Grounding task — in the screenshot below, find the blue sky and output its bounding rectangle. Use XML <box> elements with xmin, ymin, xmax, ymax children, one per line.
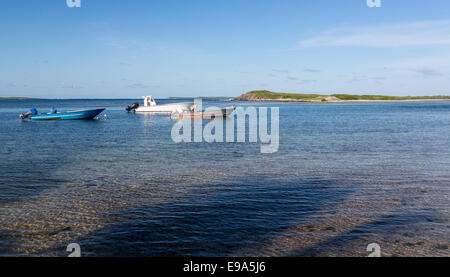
<box><xmin>1</xmin><ymin>0</ymin><xmax>450</xmax><ymax>98</ymax></box>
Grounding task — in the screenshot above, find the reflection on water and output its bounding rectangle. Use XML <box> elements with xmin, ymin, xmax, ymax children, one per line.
<box><xmin>0</xmin><ymin>99</ymin><xmax>449</xmax><ymax>256</ymax></box>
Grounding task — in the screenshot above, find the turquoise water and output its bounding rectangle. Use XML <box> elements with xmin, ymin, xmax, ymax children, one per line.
<box><xmin>0</xmin><ymin>99</ymin><xmax>449</xmax><ymax>256</ymax></box>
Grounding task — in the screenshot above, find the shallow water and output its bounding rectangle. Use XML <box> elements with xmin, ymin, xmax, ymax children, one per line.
<box><xmin>0</xmin><ymin>99</ymin><xmax>449</xmax><ymax>256</ymax></box>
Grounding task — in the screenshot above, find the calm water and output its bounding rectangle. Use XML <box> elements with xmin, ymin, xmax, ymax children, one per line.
<box><xmin>0</xmin><ymin>99</ymin><xmax>449</xmax><ymax>257</ymax></box>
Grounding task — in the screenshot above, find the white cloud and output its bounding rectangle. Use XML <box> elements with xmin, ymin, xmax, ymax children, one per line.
<box><xmin>411</xmin><ymin>68</ymin><xmax>442</xmax><ymax>77</ymax></box>
<box><xmin>386</xmin><ymin>54</ymin><xmax>450</xmax><ymax>69</ymax></box>
<box><xmin>299</xmin><ymin>20</ymin><xmax>450</xmax><ymax>48</ymax></box>
<box><xmin>303</xmin><ymin>68</ymin><xmax>321</xmax><ymax>73</ymax></box>
<box><xmin>62</xmin><ymin>84</ymin><xmax>84</xmax><ymax>89</ymax></box>
<box><xmin>127</xmin><ymin>83</ymin><xmax>149</xmax><ymax>89</ymax></box>
<box><xmin>377</xmin><ymin>54</ymin><xmax>450</xmax><ymax>79</ymax></box>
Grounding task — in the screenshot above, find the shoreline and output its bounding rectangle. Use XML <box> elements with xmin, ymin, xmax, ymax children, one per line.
<box><xmin>0</xmin><ymin>97</ymin><xmax>41</xmax><ymax>100</ymax></box>
<box><xmin>2</xmin><ymin>97</ymin><xmax>450</xmax><ymax>103</ymax></box>
<box><xmin>233</xmin><ymin>98</ymin><xmax>450</xmax><ymax>103</ymax></box>
<box><xmin>236</xmin><ymin>91</ymin><xmax>450</xmax><ymax>103</ymax></box>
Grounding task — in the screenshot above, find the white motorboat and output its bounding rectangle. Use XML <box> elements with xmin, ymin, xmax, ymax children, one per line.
<box><xmin>126</xmin><ymin>96</ymin><xmax>194</xmax><ymax>114</ymax></box>
<box><xmin>177</xmin><ymin>106</ymin><xmax>235</xmax><ymax>119</ymax></box>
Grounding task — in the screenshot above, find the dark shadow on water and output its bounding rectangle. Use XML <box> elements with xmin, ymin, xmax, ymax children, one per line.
<box><xmin>287</xmin><ymin>209</ymin><xmax>446</xmax><ymax>257</ymax></box>
<box><xmin>68</xmin><ymin>175</ymin><xmax>354</xmax><ymax>257</ymax></box>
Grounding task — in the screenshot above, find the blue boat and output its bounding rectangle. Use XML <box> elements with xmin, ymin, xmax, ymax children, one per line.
<box><xmin>20</xmin><ymin>108</ymin><xmax>105</xmax><ymax>121</ymax></box>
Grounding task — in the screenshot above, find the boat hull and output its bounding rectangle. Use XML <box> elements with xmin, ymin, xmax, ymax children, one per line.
<box><xmin>30</xmin><ymin>108</ymin><xmax>105</xmax><ymax>121</ymax></box>
<box><xmin>135</xmin><ymin>102</ymin><xmax>193</xmax><ymax>113</ymax></box>
<box><xmin>178</xmin><ymin>106</ymin><xmax>235</xmax><ymax>119</ymax></box>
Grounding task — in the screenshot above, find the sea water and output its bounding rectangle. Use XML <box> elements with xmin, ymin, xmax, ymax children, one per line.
<box><xmin>0</xmin><ymin>99</ymin><xmax>448</xmax><ymax>256</ymax></box>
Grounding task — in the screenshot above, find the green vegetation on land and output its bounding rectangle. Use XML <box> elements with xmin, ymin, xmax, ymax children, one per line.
<box><xmin>235</xmin><ymin>90</ymin><xmax>450</xmax><ymax>101</ymax></box>
<box><xmin>0</xmin><ymin>97</ymin><xmax>40</xmax><ymax>100</ymax></box>
<box><xmin>331</xmin><ymin>94</ymin><xmax>450</xmax><ymax>100</ymax></box>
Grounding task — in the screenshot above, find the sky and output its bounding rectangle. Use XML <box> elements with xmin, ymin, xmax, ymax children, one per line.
<box><xmin>0</xmin><ymin>0</ymin><xmax>450</xmax><ymax>98</ymax></box>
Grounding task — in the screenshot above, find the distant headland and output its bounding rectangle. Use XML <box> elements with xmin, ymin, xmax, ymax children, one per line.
<box><xmin>0</xmin><ymin>97</ymin><xmax>40</xmax><ymax>100</ymax></box>
<box><xmin>169</xmin><ymin>96</ymin><xmax>231</xmax><ymax>100</ymax></box>
<box><xmin>235</xmin><ymin>90</ymin><xmax>450</xmax><ymax>102</ymax></box>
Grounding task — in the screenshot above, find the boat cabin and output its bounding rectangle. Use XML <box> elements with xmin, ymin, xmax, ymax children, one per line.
<box><xmin>143</xmin><ymin>96</ymin><xmax>157</xmax><ymax>107</ymax></box>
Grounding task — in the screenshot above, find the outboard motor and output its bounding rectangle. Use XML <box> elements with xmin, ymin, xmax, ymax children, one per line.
<box><xmin>19</xmin><ymin>108</ymin><xmax>38</xmax><ymax>120</ymax></box>
<box><xmin>126</xmin><ymin>102</ymin><xmax>139</xmax><ymax>112</ymax></box>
